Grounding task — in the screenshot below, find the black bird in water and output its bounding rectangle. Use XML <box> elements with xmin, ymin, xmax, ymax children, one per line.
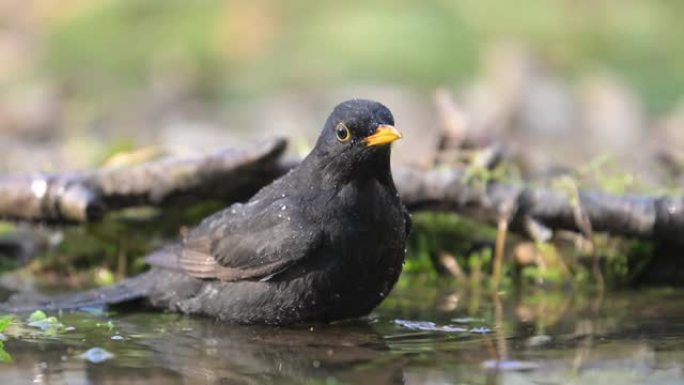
<box><xmin>1</xmin><ymin>99</ymin><xmax>411</xmax><ymax>325</ymax></box>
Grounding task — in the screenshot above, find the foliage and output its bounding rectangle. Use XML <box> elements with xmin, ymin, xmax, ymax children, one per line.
<box><xmin>0</xmin><ymin>315</ymin><xmax>12</xmax><ymax>333</ymax></box>
<box><xmin>26</xmin><ymin>310</ymin><xmax>67</xmax><ymax>335</ymax></box>
<box><xmin>402</xmin><ymin>211</ymin><xmax>656</xmax><ymax>289</ymax></box>
<box><xmin>22</xmin><ymin>200</ymin><xmax>225</xmax><ymax>288</ymax></box>
<box><xmin>0</xmin><ymin>342</ymin><xmax>11</xmax><ymax>363</ymax></box>
<box><xmin>0</xmin><ymin>310</ymin><xmax>74</xmax><ymax>364</ymax></box>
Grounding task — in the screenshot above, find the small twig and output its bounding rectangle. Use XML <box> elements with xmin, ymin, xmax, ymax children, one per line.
<box><xmin>492</xmin><ymin>196</ymin><xmax>517</xmax><ymax>290</ymax></box>
<box><xmin>492</xmin><ymin>217</ymin><xmax>509</xmax><ymax>290</ymax></box>
<box><xmin>571</xmin><ymin>320</ymin><xmax>595</xmax><ymax>374</ymax></box>
<box><xmin>435</xmin><ymin>251</ymin><xmax>467</xmax><ymax>280</ymax></box>
<box><xmin>492</xmin><ymin>291</ymin><xmax>508</xmax><ymax>360</ymax></box>
<box><xmin>522</xmin><ymin>215</ymin><xmax>553</xmax><ymax>242</ymax></box>
<box><xmin>117</xmin><ymin>239</ymin><xmax>127</xmax><ymax>281</ymax></box>
<box><xmin>564</xmin><ymin>176</ymin><xmax>604</xmax><ymax>289</ymax></box>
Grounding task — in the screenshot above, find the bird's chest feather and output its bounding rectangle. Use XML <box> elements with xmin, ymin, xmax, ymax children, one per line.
<box><xmin>323</xmin><ymin>180</ymin><xmax>404</xmax><ymax>263</ymax></box>
<box><xmin>293</xmin><ymin>179</ymin><xmax>405</xmax><ymax>320</ymax></box>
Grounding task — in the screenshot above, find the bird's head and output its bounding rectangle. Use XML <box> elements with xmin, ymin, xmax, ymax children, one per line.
<box><xmin>311</xmin><ymin>99</ymin><xmax>402</xmax><ymax>183</ymax></box>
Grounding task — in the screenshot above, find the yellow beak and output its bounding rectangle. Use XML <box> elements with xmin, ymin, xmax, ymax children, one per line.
<box><xmin>364</xmin><ymin>125</ymin><xmax>402</xmax><ymax>147</ymax></box>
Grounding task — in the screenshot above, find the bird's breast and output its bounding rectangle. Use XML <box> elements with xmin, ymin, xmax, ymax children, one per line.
<box><xmin>321</xmin><ymin>180</ymin><xmax>406</xmax><ymax>265</ymax></box>
<box><xmin>305</xmin><ymin>180</ymin><xmax>405</xmax><ymax>321</ymax></box>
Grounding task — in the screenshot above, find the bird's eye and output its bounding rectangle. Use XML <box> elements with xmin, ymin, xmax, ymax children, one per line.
<box><xmin>335</xmin><ymin>123</ymin><xmax>351</xmax><ymax>143</ymax></box>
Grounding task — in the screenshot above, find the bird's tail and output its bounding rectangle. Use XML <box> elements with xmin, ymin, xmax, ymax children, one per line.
<box><xmin>0</xmin><ymin>270</ymin><xmax>159</xmax><ymax>313</ymax></box>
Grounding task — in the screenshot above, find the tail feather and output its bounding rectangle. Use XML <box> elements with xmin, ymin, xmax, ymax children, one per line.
<box><xmin>0</xmin><ymin>270</ymin><xmax>159</xmax><ymax>313</ymax></box>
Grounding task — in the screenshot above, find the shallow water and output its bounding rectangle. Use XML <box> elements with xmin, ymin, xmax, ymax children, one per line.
<box><xmin>1</xmin><ymin>281</ymin><xmax>683</xmax><ymax>385</ymax></box>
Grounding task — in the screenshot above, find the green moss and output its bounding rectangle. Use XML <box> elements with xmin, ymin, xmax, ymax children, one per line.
<box><xmin>602</xmin><ymin>238</ymin><xmax>654</xmax><ymax>286</ymax></box>
<box><xmin>402</xmin><ymin>210</ymin><xmax>655</xmax><ymax>289</ymax></box>
<box><xmin>0</xmin><ymin>222</ymin><xmax>14</xmax><ymax>236</ymax></box>
<box><xmin>0</xmin><ymin>315</ymin><xmax>13</xmax><ymax>333</ymax></box>
<box><xmin>405</xmin><ymin>212</ymin><xmax>499</xmax><ymax>276</ymax></box>
<box><xmin>0</xmin><ymin>342</ymin><xmax>11</xmax><ymax>363</ymax></box>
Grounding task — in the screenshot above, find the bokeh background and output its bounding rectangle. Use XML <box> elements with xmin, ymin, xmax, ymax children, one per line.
<box><xmin>2</xmin><ymin>4</ymin><xmax>684</xmax><ymax>382</ymax></box>
<box><xmin>1</xmin><ymin>0</ymin><xmax>683</xmax><ymax>185</ymax></box>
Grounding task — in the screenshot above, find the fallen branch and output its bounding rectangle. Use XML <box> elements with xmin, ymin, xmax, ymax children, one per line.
<box><xmin>2</xmin><ymin>142</ymin><xmax>683</xmax><ymax>244</ymax></box>
<box><xmin>0</xmin><ymin>139</ymin><xmax>286</xmax><ymax>223</ymax></box>
<box><xmin>395</xmin><ymin>168</ymin><xmax>684</xmax><ymax>244</ymax></box>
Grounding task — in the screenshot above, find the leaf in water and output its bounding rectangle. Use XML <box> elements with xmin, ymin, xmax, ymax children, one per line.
<box><xmin>27</xmin><ymin>310</ymin><xmax>47</xmax><ymax>323</ymax></box>
<box><xmin>79</xmin><ymin>347</ymin><xmax>114</xmax><ymax>364</ymax></box>
<box><xmin>0</xmin><ymin>316</ymin><xmax>13</xmax><ymax>333</ymax></box>
<box><xmin>0</xmin><ymin>342</ymin><xmax>12</xmax><ymax>363</ymax></box>
<box><xmin>27</xmin><ymin>316</ymin><xmax>64</xmax><ymax>333</ymax></box>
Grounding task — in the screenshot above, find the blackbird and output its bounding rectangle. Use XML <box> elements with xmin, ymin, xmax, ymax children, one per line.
<box><xmin>1</xmin><ymin>99</ymin><xmax>411</xmax><ymax>325</ymax></box>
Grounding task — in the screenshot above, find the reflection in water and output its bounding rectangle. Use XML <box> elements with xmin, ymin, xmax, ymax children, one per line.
<box><xmin>1</xmin><ymin>284</ymin><xmax>683</xmax><ymax>385</ymax></box>
<box><xmin>114</xmin><ymin>319</ymin><xmax>405</xmax><ymax>385</ymax></box>
<box><xmin>3</xmin><ymin>317</ymin><xmax>405</xmax><ymax>385</ymax></box>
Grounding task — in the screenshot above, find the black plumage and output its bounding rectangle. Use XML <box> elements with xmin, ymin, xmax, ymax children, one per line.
<box><xmin>1</xmin><ymin>99</ymin><xmax>411</xmax><ymax>325</ymax></box>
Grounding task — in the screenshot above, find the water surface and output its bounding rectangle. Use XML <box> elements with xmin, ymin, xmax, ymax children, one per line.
<box><xmin>1</xmin><ymin>281</ymin><xmax>683</xmax><ymax>385</ymax></box>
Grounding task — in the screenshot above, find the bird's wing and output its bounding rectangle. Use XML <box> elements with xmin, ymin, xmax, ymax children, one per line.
<box><xmin>148</xmin><ymin>198</ymin><xmax>323</xmax><ymax>282</ymax></box>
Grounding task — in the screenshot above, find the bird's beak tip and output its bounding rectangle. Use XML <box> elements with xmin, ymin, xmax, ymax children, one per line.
<box><xmin>364</xmin><ymin>125</ymin><xmax>402</xmax><ymax>147</ymax></box>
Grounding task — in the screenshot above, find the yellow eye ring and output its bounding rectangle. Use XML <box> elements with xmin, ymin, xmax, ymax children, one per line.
<box><xmin>335</xmin><ymin>123</ymin><xmax>351</xmax><ymax>143</ymax></box>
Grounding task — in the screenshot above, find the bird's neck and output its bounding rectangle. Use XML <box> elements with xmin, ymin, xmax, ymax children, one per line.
<box><xmin>301</xmin><ymin>148</ymin><xmax>395</xmax><ymax>190</ymax></box>
<box><xmin>359</xmin><ymin>148</ymin><xmax>395</xmax><ymax>187</ymax></box>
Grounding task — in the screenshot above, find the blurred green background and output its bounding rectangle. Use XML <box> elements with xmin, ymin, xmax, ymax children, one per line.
<box><xmin>30</xmin><ymin>0</ymin><xmax>684</xmax><ymax>110</ymax></box>
<box><xmin>2</xmin><ymin>0</ymin><xmax>682</xmax><ymax>115</ymax></box>
<box><xmin>1</xmin><ymin>0</ymin><xmax>682</xmax><ymax>174</ymax></box>
<box><xmin>1</xmin><ymin>4</ymin><xmax>683</xmax><ymax>378</ymax></box>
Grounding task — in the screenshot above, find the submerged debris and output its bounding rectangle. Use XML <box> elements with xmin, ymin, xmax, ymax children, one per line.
<box><xmin>79</xmin><ymin>347</ymin><xmax>115</xmax><ymax>364</ymax></box>
<box><xmin>26</xmin><ymin>310</ymin><xmax>64</xmax><ymax>332</ymax></box>
<box><xmin>394</xmin><ymin>319</ymin><xmax>467</xmax><ymax>333</ymax></box>
<box><xmin>394</xmin><ymin>319</ymin><xmax>492</xmax><ymax>334</ymax></box>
